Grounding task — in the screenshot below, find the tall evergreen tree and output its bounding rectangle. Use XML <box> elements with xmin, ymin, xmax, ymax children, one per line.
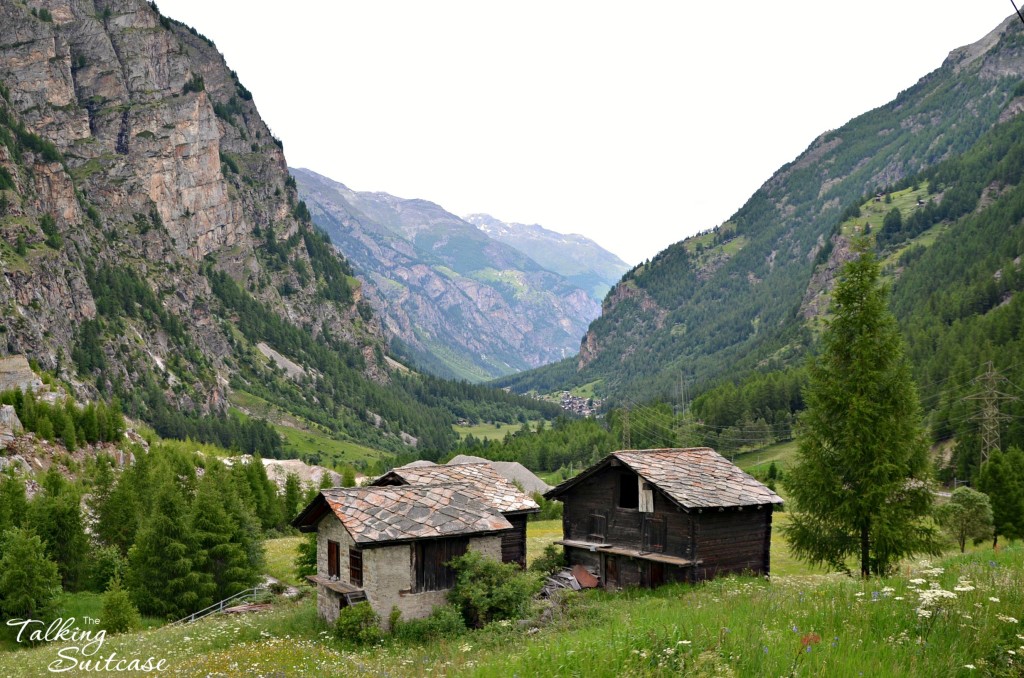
<box><xmin>0</xmin><ymin>527</ymin><xmax>61</xmax><ymax>619</ymax></box>
<box><xmin>191</xmin><ymin>464</ymin><xmax>259</xmax><ymax>600</ymax></box>
<box><xmin>127</xmin><ymin>479</ymin><xmax>212</xmax><ymax>619</ymax></box>
<box><xmin>784</xmin><ymin>243</ymin><xmax>939</xmax><ymax>577</ymax></box>
<box><xmin>0</xmin><ymin>471</ymin><xmax>27</xmax><ymax>532</ymax></box>
<box><xmin>976</xmin><ymin>447</ymin><xmax>1024</xmax><ymax>546</ymax></box>
<box><xmin>282</xmin><ymin>472</ymin><xmax>302</xmax><ymax>523</ymax></box>
<box><xmin>27</xmin><ymin>469</ymin><xmax>88</xmax><ymax>590</ymax></box>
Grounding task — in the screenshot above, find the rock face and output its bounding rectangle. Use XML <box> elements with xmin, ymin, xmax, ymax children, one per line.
<box><xmin>0</xmin><ymin>1</ymin><xmax>384</xmax><ymax>410</ymax></box>
<box><xmin>0</xmin><ymin>403</ymin><xmax>23</xmax><ymax>446</ymax></box>
<box><xmin>465</xmin><ymin>213</ymin><xmax>629</xmax><ymax>302</ymax></box>
<box><xmin>292</xmin><ymin>167</ymin><xmax>601</xmax><ymax>381</ymax></box>
<box><xmin>0</xmin><ymin>355</ymin><xmax>42</xmax><ymax>392</ymax></box>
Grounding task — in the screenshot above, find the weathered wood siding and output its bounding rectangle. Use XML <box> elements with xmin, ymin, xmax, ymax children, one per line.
<box><xmin>501</xmin><ymin>514</ymin><xmax>528</xmax><ymax>567</ymax></box>
<box><xmin>562</xmin><ymin>466</ymin><xmax>693</xmax><ymax>559</ymax></box>
<box><xmin>692</xmin><ymin>509</ymin><xmax>772</xmax><ymax>579</ymax></box>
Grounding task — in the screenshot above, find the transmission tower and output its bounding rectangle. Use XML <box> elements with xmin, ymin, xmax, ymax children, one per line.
<box><xmin>965</xmin><ymin>361</ymin><xmax>1017</xmax><ymax>466</ymax></box>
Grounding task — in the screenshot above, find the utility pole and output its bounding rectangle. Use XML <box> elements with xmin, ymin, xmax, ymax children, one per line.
<box><xmin>965</xmin><ymin>361</ymin><xmax>1017</xmax><ymax>467</ymax></box>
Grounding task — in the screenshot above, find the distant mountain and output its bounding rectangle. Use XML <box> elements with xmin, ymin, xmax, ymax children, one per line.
<box><xmin>496</xmin><ymin>14</ymin><xmax>1024</xmax><ymax>409</ymax></box>
<box><xmin>291</xmin><ymin>168</ymin><xmax>601</xmax><ymax>382</ymax></box>
<box><xmin>464</xmin><ymin>214</ymin><xmax>629</xmax><ymax>302</ymax></box>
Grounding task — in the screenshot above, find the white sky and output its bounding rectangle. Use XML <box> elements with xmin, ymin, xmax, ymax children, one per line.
<box><xmin>156</xmin><ymin>1</ymin><xmax>1015</xmax><ymax>265</ymax></box>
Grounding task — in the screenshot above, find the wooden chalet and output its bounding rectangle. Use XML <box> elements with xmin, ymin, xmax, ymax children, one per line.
<box><xmin>292</xmin><ymin>484</ymin><xmax>512</xmax><ymax>627</ymax></box>
<box><xmin>372</xmin><ymin>462</ymin><xmax>539</xmax><ymax>567</ymax></box>
<box><xmin>545</xmin><ymin>448</ymin><xmax>783</xmax><ymax>589</ymax></box>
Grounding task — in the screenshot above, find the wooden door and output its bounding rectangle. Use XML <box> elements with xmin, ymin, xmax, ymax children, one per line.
<box><xmin>647</xmin><ymin>561</ymin><xmax>665</xmax><ymax>588</ymax></box>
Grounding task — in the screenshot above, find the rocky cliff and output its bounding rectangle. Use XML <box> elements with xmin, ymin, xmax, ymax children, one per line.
<box><xmin>0</xmin><ymin>0</ymin><xmax>384</xmax><ymax>414</ymax></box>
<box><xmin>292</xmin><ymin>167</ymin><xmax>601</xmax><ymax>382</ymax></box>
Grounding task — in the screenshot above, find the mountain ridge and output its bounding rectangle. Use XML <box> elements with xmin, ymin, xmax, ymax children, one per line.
<box><xmin>292</xmin><ymin>166</ymin><xmax>606</xmax><ymax>382</ymax></box>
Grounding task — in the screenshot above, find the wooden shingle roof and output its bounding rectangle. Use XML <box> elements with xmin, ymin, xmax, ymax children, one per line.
<box><xmin>545</xmin><ymin>447</ymin><xmax>784</xmax><ymax>509</ymax></box>
<box><xmin>292</xmin><ymin>484</ymin><xmax>513</xmax><ymax>545</ymax></box>
<box><xmin>373</xmin><ymin>463</ymin><xmax>540</xmax><ymax>514</ymax></box>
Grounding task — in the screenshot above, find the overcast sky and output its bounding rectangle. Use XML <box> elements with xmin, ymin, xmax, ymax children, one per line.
<box><xmin>157</xmin><ymin>1</ymin><xmax>1015</xmax><ymax>265</ymax></box>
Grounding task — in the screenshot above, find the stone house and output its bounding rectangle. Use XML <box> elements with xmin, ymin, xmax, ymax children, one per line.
<box><xmin>545</xmin><ymin>448</ymin><xmax>783</xmax><ymax>589</ymax></box>
<box><xmin>371</xmin><ymin>462</ymin><xmax>539</xmax><ymax>567</ymax></box>
<box><xmin>292</xmin><ymin>483</ymin><xmax>512</xmax><ymax>627</ymax></box>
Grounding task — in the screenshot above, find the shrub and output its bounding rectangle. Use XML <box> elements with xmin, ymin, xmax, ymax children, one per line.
<box><xmin>448</xmin><ymin>551</ymin><xmax>541</xmax><ymax>628</ymax></box>
<box><xmin>100</xmin><ymin>577</ymin><xmax>141</xmax><ymax>634</ymax></box>
<box><xmin>392</xmin><ymin>604</ymin><xmax>467</xmax><ymax>643</ymax></box>
<box><xmin>531</xmin><ymin>492</ymin><xmax>563</xmax><ymax>521</ymax></box>
<box><xmin>528</xmin><ymin>543</ymin><xmax>565</xmax><ymax>576</ymax></box>
<box><xmin>334</xmin><ymin>602</ymin><xmax>382</xmax><ymax>645</ymax></box>
<box><xmin>182</xmin><ymin>73</ymin><xmax>204</xmax><ymax>94</ymax></box>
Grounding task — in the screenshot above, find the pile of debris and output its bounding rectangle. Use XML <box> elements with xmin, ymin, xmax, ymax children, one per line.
<box><xmin>541</xmin><ymin>564</ymin><xmax>599</xmax><ymax>597</ymax></box>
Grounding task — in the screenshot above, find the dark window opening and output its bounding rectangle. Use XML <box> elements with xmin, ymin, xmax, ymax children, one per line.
<box><xmin>414</xmin><ymin>537</ymin><xmax>468</xmax><ymax>592</ymax></box>
<box><xmin>349</xmin><ymin>548</ymin><xmax>363</xmax><ymax>587</ymax></box>
<box><xmin>588</xmin><ymin>513</ymin><xmax>607</xmax><ymax>542</ymax></box>
<box><xmin>618</xmin><ymin>473</ymin><xmax>639</xmax><ymax>509</ymax></box>
<box><xmin>327</xmin><ymin>540</ymin><xmax>340</xmax><ymax>578</ymax></box>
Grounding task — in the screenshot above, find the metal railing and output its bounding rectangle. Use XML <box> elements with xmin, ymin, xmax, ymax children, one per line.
<box><xmin>168</xmin><ymin>585</ymin><xmax>268</xmax><ymax>626</ymax></box>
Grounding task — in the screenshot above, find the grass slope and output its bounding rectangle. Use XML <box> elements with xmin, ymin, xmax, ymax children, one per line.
<box><xmin>3</xmin><ymin>544</ymin><xmax>1019</xmax><ymax>676</ymax></box>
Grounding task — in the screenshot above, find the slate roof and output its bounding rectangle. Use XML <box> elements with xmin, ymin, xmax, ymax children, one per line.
<box><xmin>298</xmin><ymin>484</ymin><xmax>513</xmax><ymax>545</ymax></box>
<box><xmin>446</xmin><ymin>454</ymin><xmax>553</xmax><ymax>494</ymax></box>
<box><xmin>545</xmin><ymin>448</ymin><xmax>784</xmax><ymax>509</ymax></box>
<box><xmin>374</xmin><ymin>463</ymin><xmax>540</xmax><ymax>514</ymax></box>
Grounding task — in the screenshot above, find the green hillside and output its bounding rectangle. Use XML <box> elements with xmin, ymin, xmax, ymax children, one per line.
<box><xmin>496</xmin><ymin>20</ymin><xmax>1024</xmax><ymax>411</ymax></box>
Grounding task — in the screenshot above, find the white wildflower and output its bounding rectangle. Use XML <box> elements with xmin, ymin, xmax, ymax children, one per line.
<box><xmin>916</xmin><ymin>608</ymin><xmax>932</xmax><ymax>618</ymax></box>
<box><xmin>990</xmin><ymin>597</ymin><xmax>1001</xmax><ymax>603</ymax></box>
<box><xmin>997</xmin><ymin>615</ymin><xmax>1019</xmax><ymax>624</ymax></box>
<box><xmin>909</xmin><ymin>578</ymin><xmax>927</xmax><ymax>585</ymax></box>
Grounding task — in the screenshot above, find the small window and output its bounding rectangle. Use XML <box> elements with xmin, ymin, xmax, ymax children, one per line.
<box><xmin>327</xmin><ymin>540</ymin><xmax>340</xmax><ymax>577</ymax></box>
<box><xmin>618</xmin><ymin>473</ymin><xmax>639</xmax><ymax>509</ymax></box>
<box><xmin>349</xmin><ymin>548</ymin><xmax>363</xmax><ymax>587</ymax></box>
<box><xmin>588</xmin><ymin>513</ymin><xmax>607</xmax><ymax>541</ymax></box>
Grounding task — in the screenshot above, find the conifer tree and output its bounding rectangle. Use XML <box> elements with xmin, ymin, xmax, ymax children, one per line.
<box><xmin>27</xmin><ymin>469</ymin><xmax>87</xmax><ymax>590</ymax></box>
<box><xmin>127</xmin><ymin>479</ymin><xmax>212</xmax><ymax>619</ymax></box>
<box><xmin>977</xmin><ymin>447</ymin><xmax>1024</xmax><ymax>546</ymax></box>
<box><xmin>191</xmin><ymin>464</ymin><xmax>258</xmax><ymax>600</ymax></box>
<box><xmin>0</xmin><ymin>471</ymin><xmax>27</xmax><ymax>532</ymax></box>
<box><xmin>0</xmin><ymin>527</ymin><xmax>61</xmax><ymax>619</ymax></box>
<box><xmin>282</xmin><ymin>472</ymin><xmax>302</xmax><ymax>523</ymax></box>
<box><xmin>784</xmin><ymin>242</ymin><xmax>939</xmax><ymax>577</ymax></box>
<box><xmin>100</xmin><ymin>576</ymin><xmax>141</xmax><ymax>634</ymax></box>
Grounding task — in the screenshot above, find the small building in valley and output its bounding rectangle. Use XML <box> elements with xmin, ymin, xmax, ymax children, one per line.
<box><xmin>545</xmin><ymin>448</ymin><xmax>783</xmax><ymax>589</ymax></box>
<box><xmin>292</xmin><ymin>484</ymin><xmax>512</xmax><ymax>626</ymax></box>
<box><xmin>372</xmin><ymin>462</ymin><xmax>539</xmax><ymax>567</ymax></box>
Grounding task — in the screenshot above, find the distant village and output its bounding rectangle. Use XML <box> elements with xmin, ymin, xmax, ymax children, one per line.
<box><xmin>556</xmin><ymin>391</ymin><xmax>603</xmax><ymax>417</ymax></box>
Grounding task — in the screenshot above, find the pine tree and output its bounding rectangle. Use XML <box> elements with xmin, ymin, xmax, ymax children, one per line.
<box><xmin>127</xmin><ymin>480</ymin><xmax>211</xmax><ymax>619</ymax></box>
<box><xmin>784</xmin><ymin>243</ymin><xmax>939</xmax><ymax>577</ymax></box>
<box><xmin>0</xmin><ymin>471</ymin><xmax>27</xmax><ymax>532</ymax></box>
<box><xmin>282</xmin><ymin>472</ymin><xmax>302</xmax><ymax>523</ymax></box>
<box><xmin>977</xmin><ymin>447</ymin><xmax>1024</xmax><ymax>546</ymax></box>
<box><xmin>191</xmin><ymin>465</ymin><xmax>257</xmax><ymax>601</ymax></box>
<box><xmin>0</xmin><ymin>527</ymin><xmax>61</xmax><ymax>619</ymax></box>
<box><xmin>100</xmin><ymin>576</ymin><xmax>141</xmax><ymax>634</ymax></box>
<box><xmin>27</xmin><ymin>469</ymin><xmax>88</xmax><ymax>590</ymax></box>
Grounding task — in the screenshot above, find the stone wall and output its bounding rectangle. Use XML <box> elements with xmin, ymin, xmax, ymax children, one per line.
<box><xmin>313</xmin><ymin>515</ymin><xmax>506</xmax><ymax>629</ymax></box>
